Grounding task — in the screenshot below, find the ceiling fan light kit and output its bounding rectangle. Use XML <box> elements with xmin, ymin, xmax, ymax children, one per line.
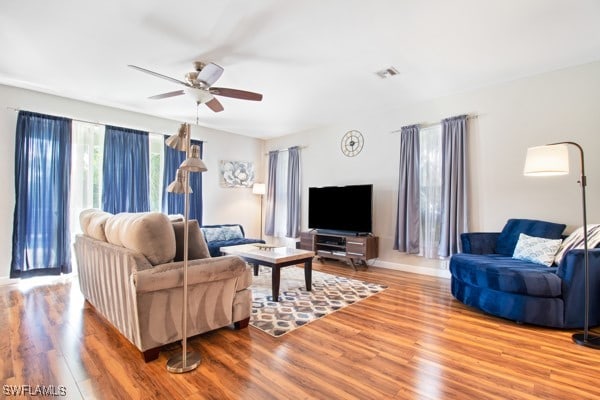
<box><xmin>128</xmin><ymin>61</ymin><xmax>263</xmax><ymax>113</ymax></box>
<box><xmin>185</xmin><ymin>87</ymin><xmax>215</xmax><ymax>104</ymax></box>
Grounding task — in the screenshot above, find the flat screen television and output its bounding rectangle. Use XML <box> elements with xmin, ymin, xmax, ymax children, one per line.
<box><xmin>308</xmin><ymin>184</ymin><xmax>373</xmax><ymax>234</ymax></box>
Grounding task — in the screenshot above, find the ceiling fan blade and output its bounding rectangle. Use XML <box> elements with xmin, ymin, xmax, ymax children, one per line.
<box><xmin>197</xmin><ymin>62</ymin><xmax>224</xmax><ymax>86</ymax></box>
<box><xmin>148</xmin><ymin>90</ymin><xmax>185</xmax><ymax>99</ymax></box>
<box><xmin>205</xmin><ymin>97</ymin><xmax>224</xmax><ymax>112</ymax></box>
<box><xmin>210</xmin><ymin>87</ymin><xmax>263</xmax><ymax>101</ymax></box>
<box><xmin>128</xmin><ymin>64</ymin><xmax>189</xmax><ymax>87</ymax></box>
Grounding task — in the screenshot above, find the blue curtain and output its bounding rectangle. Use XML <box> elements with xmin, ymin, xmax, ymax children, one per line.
<box><xmin>102</xmin><ymin>125</ymin><xmax>150</xmax><ymax>213</ymax></box>
<box><xmin>394</xmin><ymin>125</ymin><xmax>421</xmax><ymax>253</ymax></box>
<box><xmin>264</xmin><ymin>150</ymin><xmax>278</xmax><ymax>236</ymax></box>
<box><xmin>11</xmin><ymin>111</ymin><xmax>72</xmax><ymax>278</ymax></box>
<box><xmin>162</xmin><ymin>138</ymin><xmax>204</xmax><ymax>223</ymax></box>
<box><xmin>438</xmin><ymin>115</ymin><xmax>469</xmax><ymax>257</ymax></box>
<box><xmin>286</xmin><ymin>146</ymin><xmax>301</xmax><ymax>238</ymax></box>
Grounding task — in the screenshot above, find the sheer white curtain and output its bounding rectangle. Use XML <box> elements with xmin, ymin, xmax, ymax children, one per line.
<box><xmin>273</xmin><ymin>150</ymin><xmax>289</xmax><ymax>238</ymax></box>
<box><xmin>148</xmin><ymin>133</ymin><xmax>164</xmax><ymax>212</ymax></box>
<box><xmin>419</xmin><ymin>125</ymin><xmax>442</xmax><ymax>258</ymax></box>
<box><xmin>70</xmin><ymin>121</ymin><xmax>105</xmax><ymax>269</ymax></box>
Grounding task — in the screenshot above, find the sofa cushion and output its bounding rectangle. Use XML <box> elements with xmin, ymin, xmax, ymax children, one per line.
<box><xmin>105</xmin><ymin>212</ymin><xmax>176</xmax><ymax>265</ymax></box>
<box><xmin>79</xmin><ymin>208</ymin><xmax>99</xmax><ymax>233</ymax></box>
<box><xmin>450</xmin><ymin>253</ymin><xmax>562</xmax><ymax>297</ymax></box>
<box><xmin>79</xmin><ymin>209</ymin><xmax>112</xmax><ymax>241</ymax></box>
<box><xmin>172</xmin><ymin>219</ymin><xmax>211</xmax><ymax>261</ymax></box>
<box><xmin>495</xmin><ymin>219</ymin><xmax>566</xmax><ymax>256</ymax></box>
<box><xmin>512</xmin><ymin>233</ymin><xmax>562</xmax><ymax>267</ymax></box>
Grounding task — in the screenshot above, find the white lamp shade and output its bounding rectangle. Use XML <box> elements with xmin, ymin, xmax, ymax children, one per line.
<box><xmin>165</xmin><ymin>123</ymin><xmax>188</xmax><ymax>151</ymax></box>
<box><xmin>180</xmin><ymin>144</ymin><xmax>207</xmax><ymax>172</ymax></box>
<box><xmin>167</xmin><ymin>169</ymin><xmax>192</xmax><ymax>194</ymax></box>
<box><xmin>523</xmin><ymin>144</ymin><xmax>569</xmax><ymax>176</ymax></box>
<box><xmin>252</xmin><ymin>183</ymin><xmax>266</xmax><ymax>195</ymax></box>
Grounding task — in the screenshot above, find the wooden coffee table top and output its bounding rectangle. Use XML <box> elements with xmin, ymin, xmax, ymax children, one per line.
<box><xmin>220</xmin><ymin>244</ymin><xmax>315</xmax><ymax>264</ymax></box>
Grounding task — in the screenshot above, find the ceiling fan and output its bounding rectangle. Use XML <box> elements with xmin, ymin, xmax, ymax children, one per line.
<box><xmin>128</xmin><ymin>61</ymin><xmax>262</xmax><ymax>113</ymax></box>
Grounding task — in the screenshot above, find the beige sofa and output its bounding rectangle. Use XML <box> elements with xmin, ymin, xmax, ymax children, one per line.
<box><xmin>74</xmin><ymin>209</ymin><xmax>252</xmax><ymax>362</ymax></box>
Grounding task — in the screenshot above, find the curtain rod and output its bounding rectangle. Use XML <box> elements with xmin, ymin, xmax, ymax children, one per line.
<box><xmin>390</xmin><ymin>114</ymin><xmax>478</xmax><ymax>133</ymax></box>
<box><xmin>264</xmin><ymin>145</ymin><xmax>307</xmax><ymax>155</ymax></box>
<box><xmin>6</xmin><ymin>106</ymin><xmax>207</xmax><ymax>141</ymax></box>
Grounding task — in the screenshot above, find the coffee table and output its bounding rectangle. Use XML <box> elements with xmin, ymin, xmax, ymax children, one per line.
<box><xmin>220</xmin><ymin>244</ymin><xmax>315</xmax><ymax>302</ymax></box>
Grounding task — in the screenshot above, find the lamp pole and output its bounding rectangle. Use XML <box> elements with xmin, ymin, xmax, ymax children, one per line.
<box><xmin>259</xmin><ymin>194</ymin><xmax>263</xmax><ymax>240</ymax></box>
<box><xmin>560</xmin><ymin>142</ymin><xmax>600</xmax><ymax>348</ymax></box>
<box><xmin>166</xmin><ymin>123</ymin><xmax>205</xmax><ymax>372</ymax></box>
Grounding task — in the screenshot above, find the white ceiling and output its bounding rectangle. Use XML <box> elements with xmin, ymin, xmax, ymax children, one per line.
<box><xmin>1</xmin><ymin>0</ymin><xmax>599</xmax><ymax>139</ymax></box>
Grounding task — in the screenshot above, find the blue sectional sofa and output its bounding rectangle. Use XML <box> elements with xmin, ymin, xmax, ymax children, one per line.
<box><xmin>450</xmin><ymin>219</ymin><xmax>600</xmax><ymax>328</ymax></box>
<box><xmin>201</xmin><ymin>224</ymin><xmax>265</xmax><ymax>257</ymax></box>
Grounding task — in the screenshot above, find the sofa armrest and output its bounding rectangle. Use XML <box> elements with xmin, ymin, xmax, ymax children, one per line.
<box><xmin>133</xmin><ymin>255</ymin><xmax>248</xmax><ymax>293</ymax></box>
<box><xmin>460</xmin><ymin>232</ymin><xmax>500</xmax><ymax>254</ymax></box>
<box><xmin>557</xmin><ymin>248</ymin><xmax>600</xmax><ymax>327</ymax></box>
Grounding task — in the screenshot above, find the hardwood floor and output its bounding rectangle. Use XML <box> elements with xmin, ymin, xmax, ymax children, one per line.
<box><xmin>1</xmin><ymin>260</ymin><xmax>599</xmax><ymax>399</ymax></box>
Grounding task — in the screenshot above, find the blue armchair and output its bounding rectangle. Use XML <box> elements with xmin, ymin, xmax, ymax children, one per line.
<box><xmin>450</xmin><ymin>219</ymin><xmax>600</xmax><ymax>328</ymax></box>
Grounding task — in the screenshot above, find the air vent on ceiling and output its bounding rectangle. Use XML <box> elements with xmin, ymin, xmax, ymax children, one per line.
<box><xmin>375</xmin><ymin>66</ymin><xmax>399</xmax><ymax>79</ymax></box>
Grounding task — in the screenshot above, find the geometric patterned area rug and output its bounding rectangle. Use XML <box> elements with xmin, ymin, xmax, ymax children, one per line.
<box><xmin>250</xmin><ymin>266</ymin><xmax>387</xmax><ymax>337</ymax></box>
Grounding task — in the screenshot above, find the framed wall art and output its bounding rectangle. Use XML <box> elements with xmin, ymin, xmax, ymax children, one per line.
<box><xmin>219</xmin><ymin>160</ymin><xmax>255</xmax><ymax>188</ymax></box>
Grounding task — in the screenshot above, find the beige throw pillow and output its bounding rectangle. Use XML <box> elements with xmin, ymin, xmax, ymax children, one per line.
<box><xmin>172</xmin><ymin>220</ymin><xmax>211</xmax><ymax>261</ymax></box>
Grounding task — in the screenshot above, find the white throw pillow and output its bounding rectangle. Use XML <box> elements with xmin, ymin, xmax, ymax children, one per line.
<box><xmin>513</xmin><ymin>233</ymin><xmax>562</xmax><ymax>267</ymax></box>
<box><xmin>554</xmin><ymin>224</ymin><xmax>600</xmax><ymax>265</ymax></box>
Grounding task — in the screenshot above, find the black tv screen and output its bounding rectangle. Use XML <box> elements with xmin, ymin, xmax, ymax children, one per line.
<box><xmin>308</xmin><ymin>184</ymin><xmax>373</xmax><ymax>234</ymax></box>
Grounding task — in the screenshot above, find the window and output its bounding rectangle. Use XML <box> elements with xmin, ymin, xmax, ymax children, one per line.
<box><xmin>419</xmin><ymin>124</ymin><xmax>442</xmax><ymax>258</ymax></box>
<box><xmin>70</xmin><ymin>125</ymin><xmax>168</xmax><ymax>268</ymax></box>
<box><xmin>70</xmin><ymin>121</ymin><xmax>105</xmax><ymax>268</ymax></box>
<box><xmin>71</xmin><ymin>121</ymin><xmax>104</xmax><ymax>209</ymax></box>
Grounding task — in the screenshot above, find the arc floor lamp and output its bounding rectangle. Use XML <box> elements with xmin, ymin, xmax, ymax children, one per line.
<box><xmin>524</xmin><ymin>141</ymin><xmax>600</xmax><ymax>349</ymax></box>
<box><xmin>165</xmin><ymin>122</ymin><xmax>208</xmax><ymax>372</ymax></box>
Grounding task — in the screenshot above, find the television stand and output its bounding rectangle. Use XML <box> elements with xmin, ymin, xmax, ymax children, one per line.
<box><xmin>298</xmin><ymin>231</ymin><xmax>378</xmax><ymax>269</ymax></box>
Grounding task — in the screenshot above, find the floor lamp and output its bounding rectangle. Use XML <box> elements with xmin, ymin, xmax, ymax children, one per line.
<box><xmin>252</xmin><ymin>183</ymin><xmax>266</xmax><ymax>240</ymax></box>
<box><xmin>165</xmin><ymin>123</ymin><xmax>208</xmax><ymax>372</ymax></box>
<box><xmin>524</xmin><ymin>141</ymin><xmax>600</xmax><ymax>349</ymax></box>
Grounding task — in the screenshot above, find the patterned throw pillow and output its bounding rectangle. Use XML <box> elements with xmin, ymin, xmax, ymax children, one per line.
<box><xmin>201</xmin><ymin>225</ymin><xmax>244</xmax><ymax>242</ymax></box>
<box><xmin>513</xmin><ymin>233</ymin><xmax>562</xmax><ymax>267</ymax></box>
<box><xmin>221</xmin><ymin>225</ymin><xmax>244</xmax><ymax>240</ymax></box>
<box><xmin>554</xmin><ymin>224</ymin><xmax>600</xmax><ymax>265</ymax></box>
<box><xmin>201</xmin><ymin>227</ymin><xmax>226</xmax><ymax>242</ymax></box>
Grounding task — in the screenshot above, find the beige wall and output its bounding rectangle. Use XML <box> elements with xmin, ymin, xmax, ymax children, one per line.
<box><xmin>265</xmin><ymin>61</ymin><xmax>600</xmax><ymax>275</ymax></box>
<box><xmin>0</xmin><ymin>84</ymin><xmax>264</xmax><ymax>280</ymax></box>
<box><xmin>2</xmin><ymin>60</ymin><xmax>599</xmax><ymax>280</ymax></box>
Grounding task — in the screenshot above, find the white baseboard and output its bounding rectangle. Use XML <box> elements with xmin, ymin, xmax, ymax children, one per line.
<box><xmin>0</xmin><ymin>276</ymin><xmax>19</xmax><ymax>286</ymax></box>
<box><xmin>0</xmin><ymin>274</ymin><xmax>77</xmax><ymax>287</ymax></box>
<box><xmin>368</xmin><ymin>259</ymin><xmax>451</xmax><ymax>279</ymax></box>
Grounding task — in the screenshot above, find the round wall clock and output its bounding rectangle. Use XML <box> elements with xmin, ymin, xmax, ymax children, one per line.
<box><xmin>341</xmin><ymin>130</ymin><xmax>364</xmax><ymax>157</ymax></box>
